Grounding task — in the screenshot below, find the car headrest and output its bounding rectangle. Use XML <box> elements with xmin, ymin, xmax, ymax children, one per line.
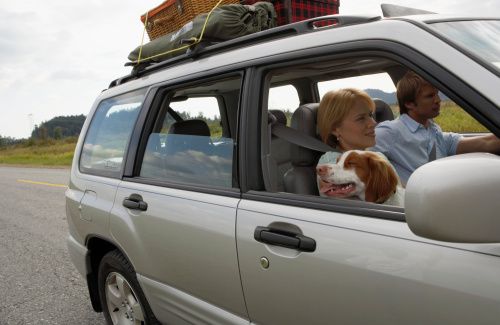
<box><xmin>373</xmin><ymin>98</ymin><xmax>394</xmax><ymax>123</ymax></box>
<box><xmin>168</xmin><ymin>119</ymin><xmax>210</xmax><ymax>137</ymax></box>
<box><xmin>290</xmin><ymin>103</ymin><xmax>320</xmax><ymax>166</ymax></box>
<box><xmin>269</xmin><ymin>109</ymin><xmax>287</xmax><ymax>126</ymax></box>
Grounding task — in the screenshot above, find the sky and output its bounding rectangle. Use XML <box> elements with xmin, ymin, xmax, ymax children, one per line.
<box><xmin>1</xmin><ymin>0</ymin><xmax>499</xmax><ymax>139</ymax></box>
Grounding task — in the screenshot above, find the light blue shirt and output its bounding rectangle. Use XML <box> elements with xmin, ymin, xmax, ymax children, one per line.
<box><xmin>373</xmin><ymin>114</ymin><xmax>462</xmax><ymax>185</ymax></box>
<box><xmin>317</xmin><ymin>151</ymin><xmax>342</xmax><ymax>164</ymax></box>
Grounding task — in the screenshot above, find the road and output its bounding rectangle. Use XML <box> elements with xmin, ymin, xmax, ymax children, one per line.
<box><xmin>0</xmin><ymin>166</ymin><xmax>104</xmax><ymax>325</ymax></box>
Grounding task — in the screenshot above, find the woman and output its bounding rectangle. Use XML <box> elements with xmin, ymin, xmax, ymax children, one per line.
<box><xmin>317</xmin><ymin>88</ymin><xmax>377</xmax><ymax>163</ymax></box>
<box><xmin>316</xmin><ymin>88</ymin><xmax>403</xmax><ymax>205</ymax></box>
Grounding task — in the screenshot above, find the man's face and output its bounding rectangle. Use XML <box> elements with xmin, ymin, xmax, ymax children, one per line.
<box><xmin>406</xmin><ymin>84</ymin><xmax>441</xmax><ymax>125</ymax></box>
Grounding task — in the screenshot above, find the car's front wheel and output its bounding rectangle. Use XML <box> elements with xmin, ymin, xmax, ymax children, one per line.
<box><xmin>98</xmin><ymin>250</ymin><xmax>160</xmax><ymax>325</ymax></box>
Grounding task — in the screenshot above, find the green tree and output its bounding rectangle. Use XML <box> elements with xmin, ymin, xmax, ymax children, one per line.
<box><xmin>54</xmin><ymin>127</ymin><xmax>63</xmax><ymax>140</ymax></box>
<box><xmin>31</xmin><ymin>115</ymin><xmax>86</xmax><ymax>139</ymax></box>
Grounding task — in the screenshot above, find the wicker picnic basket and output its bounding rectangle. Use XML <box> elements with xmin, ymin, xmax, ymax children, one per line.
<box><xmin>141</xmin><ymin>0</ymin><xmax>240</xmax><ymax>40</ymax></box>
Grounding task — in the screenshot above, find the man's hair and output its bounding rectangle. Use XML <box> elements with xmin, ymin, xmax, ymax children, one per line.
<box><xmin>317</xmin><ymin>88</ymin><xmax>375</xmax><ymax>147</ymax></box>
<box><xmin>396</xmin><ymin>71</ymin><xmax>432</xmax><ymax>115</ymax></box>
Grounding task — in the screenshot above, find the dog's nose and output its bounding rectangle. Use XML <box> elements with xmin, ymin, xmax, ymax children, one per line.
<box><xmin>316</xmin><ymin>165</ymin><xmax>332</xmax><ymax>176</ymax></box>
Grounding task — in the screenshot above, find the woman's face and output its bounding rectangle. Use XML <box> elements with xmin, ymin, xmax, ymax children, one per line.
<box><xmin>332</xmin><ymin>99</ymin><xmax>376</xmax><ymax>151</ymax></box>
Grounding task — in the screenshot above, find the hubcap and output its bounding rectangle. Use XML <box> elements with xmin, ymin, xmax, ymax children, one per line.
<box><xmin>105</xmin><ymin>272</ymin><xmax>145</xmax><ymax>325</ymax></box>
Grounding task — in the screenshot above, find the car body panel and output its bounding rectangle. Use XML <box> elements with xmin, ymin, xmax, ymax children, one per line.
<box><xmin>65</xmin><ymin>172</ymin><xmax>121</xmax><ymax>255</ymax></box>
<box><xmin>236</xmin><ymin>200</ymin><xmax>500</xmax><ymax>325</ymax></box>
<box><xmin>138</xmin><ymin>275</ymin><xmax>249</xmax><ymax>325</ymax></box>
<box><xmin>110</xmin><ymin>180</ymin><xmax>247</xmax><ymax>322</ymax></box>
<box><xmin>66</xmin><ymin>233</ymin><xmax>88</xmax><ymax>278</ymax></box>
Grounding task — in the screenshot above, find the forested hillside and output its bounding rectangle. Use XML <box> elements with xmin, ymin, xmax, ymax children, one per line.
<box><xmin>364</xmin><ymin>89</ymin><xmax>397</xmax><ymax>104</ymax></box>
<box><xmin>31</xmin><ymin>115</ymin><xmax>86</xmax><ymax>140</ymax></box>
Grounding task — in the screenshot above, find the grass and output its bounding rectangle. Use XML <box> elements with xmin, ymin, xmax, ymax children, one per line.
<box><xmin>0</xmin><ymin>101</ymin><xmax>489</xmax><ymax>167</ymax></box>
<box><xmin>390</xmin><ymin>101</ymin><xmax>488</xmax><ymax>133</ymax></box>
<box><xmin>0</xmin><ymin>137</ymin><xmax>77</xmax><ymax>167</ymax></box>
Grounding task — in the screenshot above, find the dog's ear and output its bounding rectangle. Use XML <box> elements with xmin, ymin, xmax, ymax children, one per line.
<box><xmin>365</xmin><ymin>155</ymin><xmax>398</xmax><ymax>204</ymax></box>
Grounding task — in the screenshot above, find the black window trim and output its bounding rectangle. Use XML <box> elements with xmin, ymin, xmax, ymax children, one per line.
<box><xmin>240</xmin><ymin>39</ymin><xmax>499</xmax><ymax>221</ymax></box>
<box><xmin>243</xmin><ymin>191</ymin><xmax>405</xmax><ymax>221</ymax></box>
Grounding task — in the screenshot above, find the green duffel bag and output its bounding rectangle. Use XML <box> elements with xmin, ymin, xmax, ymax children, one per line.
<box><xmin>129</xmin><ymin>2</ymin><xmax>276</xmax><ymax>64</ymax></box>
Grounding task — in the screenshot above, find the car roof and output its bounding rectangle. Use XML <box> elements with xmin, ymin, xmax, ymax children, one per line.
<box><xmin>390</xmin><ymin>14</ymin><xmax>500</xmax><ymax>23</ymax></box>
<box><xmin>106</xmin><ymin>12</ymin><xmax>498</xmax><ymax>95</ymax></box>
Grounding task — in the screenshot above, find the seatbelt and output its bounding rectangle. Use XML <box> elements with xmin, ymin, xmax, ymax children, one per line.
<box><xmin>270</xmin><ymin>122</ymin><xmax>336</xmax><ymax>153</ymax></box>
<box><xmin>428</xmin><ymin>142</ymin><xmax>436</xmax><ymax>162</ymax></box>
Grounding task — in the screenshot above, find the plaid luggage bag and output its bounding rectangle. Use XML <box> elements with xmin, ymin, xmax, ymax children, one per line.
<box><xmin>241</xmin><ymin>0</ymin><xmax>339</xmax><ymax>25</ymax></box>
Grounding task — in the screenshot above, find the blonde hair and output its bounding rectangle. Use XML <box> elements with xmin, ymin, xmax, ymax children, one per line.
<box><xmin>317</xmin><ymin>88</ymin><xmax>375</xmax><ymax>147</ymax></box>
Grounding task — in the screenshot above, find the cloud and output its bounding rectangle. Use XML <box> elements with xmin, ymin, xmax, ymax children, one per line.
<box><xmin>0</xmin><ymin>10</ymin><xmax>41</xmax><ymax>60</ymax></box>
<box><xmin>49</xmin><ymin>69</ymin><xmax>99</xmax><ymax>81</ymax></box>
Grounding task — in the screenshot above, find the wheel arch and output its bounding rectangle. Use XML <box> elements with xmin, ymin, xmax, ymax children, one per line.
<box><xmin>85</xmin><ymin>236</ymin><xmax>133</xmax><ymax>312</ymax></box>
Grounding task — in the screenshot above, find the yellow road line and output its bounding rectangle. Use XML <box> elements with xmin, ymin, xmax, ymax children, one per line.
<box><xmin>17</xmin><ymin>179</ymin><xmax>68</xmax><ymax>188</ymax></box>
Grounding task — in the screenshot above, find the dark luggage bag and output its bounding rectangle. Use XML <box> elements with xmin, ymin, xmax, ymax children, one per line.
<box><xmin>129</xmin><ymin>2</ymin><xmax>276</xmax><ymax>65</ymax></box>
<box><xmin>242</xmin><ymin>0</ymin><xmax>339</xmax><ymax>25</ymax></box>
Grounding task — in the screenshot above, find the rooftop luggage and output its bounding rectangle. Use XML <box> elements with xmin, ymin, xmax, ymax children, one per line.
<box><xmin>242</xmin><ymin>0</ymin><xmax>340</xmax><ymax>26</ymax></box>
<box><xmin>129</xmin><ymin>2</ymin><xmax>277</xmax><ymax>64</ymax></box>
<box><xmin>141</xmin><ymin>0</ymin><xmax>240</xmax><ymax>40</ymax></box>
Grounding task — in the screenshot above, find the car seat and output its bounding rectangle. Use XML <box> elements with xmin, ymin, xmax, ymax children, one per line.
<box><xmin>373</xmin><ymin>98</ymin><xmax>394</xmax><ymax>123</ymax></box>
<box><xmin>166</xmin><ymin>119</ymin><xmax>212</xmax><ymax>154</ymax></box>
<box><xmin>168</xmin><ymin>119</ymin><xmax>211</xmax><ymax>137</ymax></box>
<box><xmin>266</xmin><ymin>110</ymin><xmax>292</xmax><ymax>192</ymax></box>
<box><xmin>283</xmin><ymin>103</ymin><xmax>322</xmax><ymax>195</ymax></box>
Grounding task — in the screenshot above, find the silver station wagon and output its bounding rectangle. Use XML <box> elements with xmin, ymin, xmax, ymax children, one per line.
<box><xmin>66</xmin><ymin>5</ymin><xmax>500</xmax><ymax>325</ymax></box>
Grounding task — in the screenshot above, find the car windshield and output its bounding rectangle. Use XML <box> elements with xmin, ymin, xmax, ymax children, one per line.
<box><xmin>429</xmin><ymin>20</ymin><xmax>500</xmax><ymax>72</ymax></box>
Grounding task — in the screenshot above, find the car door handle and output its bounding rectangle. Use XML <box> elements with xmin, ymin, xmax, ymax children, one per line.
<box><xmin>123</xmin><ymin>194</ymin><xmax>148</xmax><ymax>211</ymax></box>
<box><xmin>254</xmin><ymin>226</ymin><xmax>316</xmax><ymax>252</ymax></box>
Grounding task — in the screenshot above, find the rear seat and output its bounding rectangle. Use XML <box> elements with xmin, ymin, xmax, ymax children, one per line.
<box><xmin>373</xmin><ymin>98</ymin><xmax>394</xmax><ymax>123</ymax></box>
<box><xmin>266</xmin><ymin>110</ymin><xmax>293</xmax><ymax>192</ymax></box>
<box><xmin>283</xmin><ymin>103</ymin><xmax>322</xmax><ymax>195</ymax></box>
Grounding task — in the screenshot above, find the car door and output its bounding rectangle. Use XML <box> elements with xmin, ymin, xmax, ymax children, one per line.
<box><xmin>236</xmin><ymin>52</ymin><xmax>500</xmax><ymax>325</ymax></box>
<box><xmin>110</xmin><ymin>74</ymin><xmax>249</xmax><ymax>325</ymax></box>
<box><xmin>237</xmin><ymin>200</ymin><xmax>500</xmax><ymax>325</ymax></box>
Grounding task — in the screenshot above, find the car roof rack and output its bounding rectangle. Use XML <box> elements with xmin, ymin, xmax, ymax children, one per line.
<box><xmin>109</xmin><ymin>14</ymin><xmax>381</xmax><ymax>88</ymax></box>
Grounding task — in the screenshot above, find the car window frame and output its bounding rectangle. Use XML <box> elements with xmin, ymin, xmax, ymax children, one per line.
<box><xmin>240</xmin><ymin>40</ymin><xmax>500</xmax><ymax>222</ymax></box>
<box><xmin>122</xmin><ymin>71</ymin><xmax>245</xmax><ymax>198</ymax></box>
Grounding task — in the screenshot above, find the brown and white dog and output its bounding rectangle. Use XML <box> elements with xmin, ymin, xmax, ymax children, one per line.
<box><xmin>316</xmin><ymin>150</ymin><xmax>404</xmax><ymax>207</ymax></box>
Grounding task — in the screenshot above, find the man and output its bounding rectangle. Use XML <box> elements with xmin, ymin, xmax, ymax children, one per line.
<box><xmin>373</xmin><ymin>71</ymin><xmax>500</xmax><ymax>185</ymax></box>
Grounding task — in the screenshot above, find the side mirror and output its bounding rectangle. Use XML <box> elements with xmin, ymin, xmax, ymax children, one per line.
<box><xmin>405</xmin><ymin>153</ymin><xmax>500</xmax><ymax>243</ymax></box>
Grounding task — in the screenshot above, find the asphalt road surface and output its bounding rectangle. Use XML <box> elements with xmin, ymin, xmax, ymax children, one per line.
<box><xmin>0</xmin><ymin>166</ymin><xmax>104</xmax><ymax>325</ymax></box>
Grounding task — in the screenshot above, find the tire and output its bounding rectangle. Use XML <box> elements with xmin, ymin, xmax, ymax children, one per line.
<box><xmin>98</xmin><ymin>250</ymin><xmax>161</xmax><ymax>325</ymax></box>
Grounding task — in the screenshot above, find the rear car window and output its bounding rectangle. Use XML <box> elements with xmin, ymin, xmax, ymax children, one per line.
<box><xmin>79</xmin><ymin>88</ymin><xmax>147</xmax><ymax>177</ymax></box>
<box><xmin>139</xmin><ymin>76</ymin><xmax>241</xmax><ymax>188</ymax></box>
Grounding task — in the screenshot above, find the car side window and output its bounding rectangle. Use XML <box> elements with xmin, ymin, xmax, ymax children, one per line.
<box><xmin>268</xmin><ymin>85</ymin><xmax>299</xmax><ymax>126</ymax></box>
<box><xmin>261</xmin><ymin>59</ymin><xmax>405</xmax><ymax>209</ymax></box>
<box><xmin>139</xmin><ymin>76</ymin><xmax>241</xmax><ymax>188</ymax></box>
<box><xmin>318</xmin><ymin>72</ymin><xmax>396</xmax><ymax>106</ymax></box>
<box><xmin>80</xmin><ymin>88</ymin><xmax>147</xmax><ymax>176</ymax></box>
<box><xmin>318</xmin><ymin>73</ymin><xmax>487</xmax><ymax>133</ymax></box>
